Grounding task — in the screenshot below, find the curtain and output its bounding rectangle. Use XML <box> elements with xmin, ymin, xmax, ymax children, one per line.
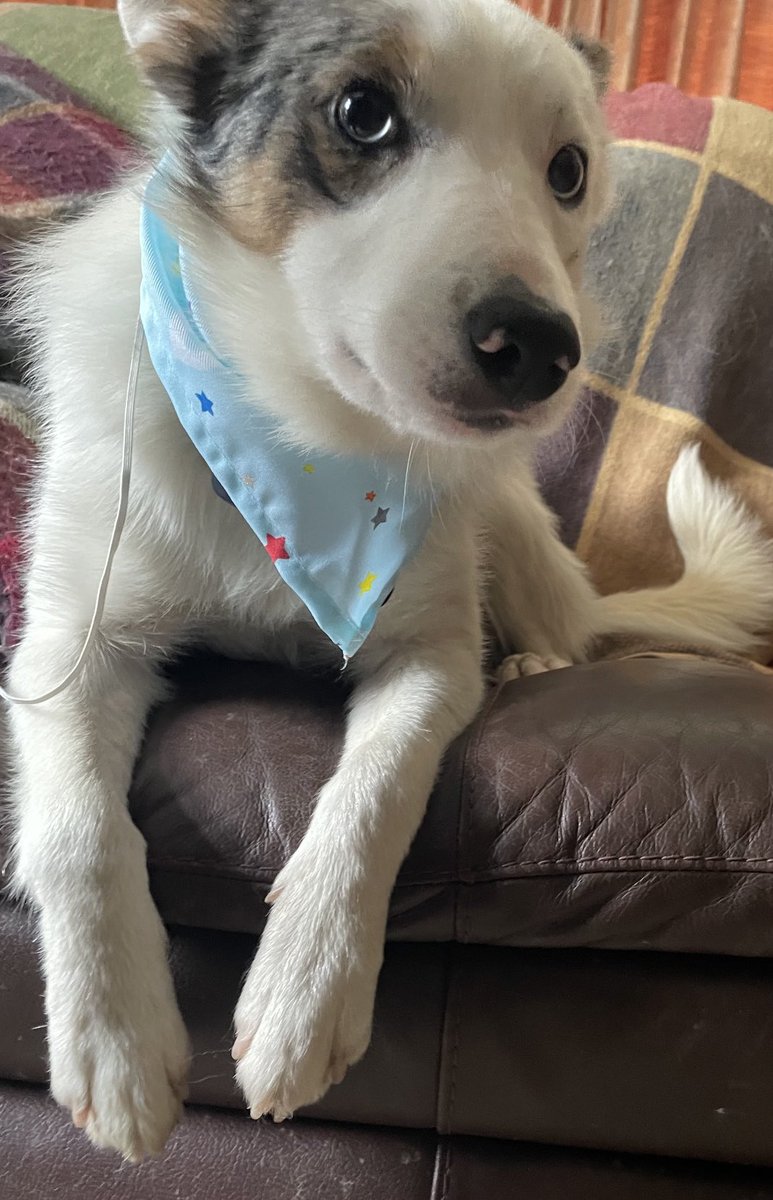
<box><xmin>517</xmin><ymin>0</ymin><xmax>773</xmax><ymax>108</ymax></box>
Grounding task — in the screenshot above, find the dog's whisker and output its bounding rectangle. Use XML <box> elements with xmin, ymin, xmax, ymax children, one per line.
<box><xmin>425</xmin><ymin>446</ymin><xmax>446</xmax><ymax>531</ymax></box>
<box><xmin>577</xmin><ymin>388</ymin><xmax>607</xmax><ymax>447</ymax></box>
<box><xmin>400</xmin><ymin>438</ymin><xmax>417</xmax><ymax>530</ymax></box>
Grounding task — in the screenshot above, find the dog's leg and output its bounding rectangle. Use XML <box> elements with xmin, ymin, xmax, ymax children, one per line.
<box><xmin>232</xmin><ymin>634</ymin><xmax>483</xmax><ymax>1120</ymax></box>
<box><xmin>498</xmin><ymin>651</ymin><xmax>573</xmax><ymax>681</ymax></box>
<box><xmin>486</xmin><ymin>473</ymin><xmax>598</xmax><ymax>677</ymax></box>
<box><xmin>7</xmin><ymin>625</ymin><xmax>189</xmax><ymax>1161</ymax></box>
<box><xmin>490</xmin><ymin>448</ymin><xmax>773</xmax><ymax>678</ymax></box>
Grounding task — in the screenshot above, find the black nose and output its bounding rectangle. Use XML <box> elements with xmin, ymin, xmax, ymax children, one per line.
<box><xmin>464</xmin><ymin>282</ymin><xmax>581</xmax><ymax>408</ymax></box>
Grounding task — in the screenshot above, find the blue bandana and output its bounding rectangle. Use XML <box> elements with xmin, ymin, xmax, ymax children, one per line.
<box><xmin>139</xmin><ymin>170</ymin><xmax>433</xmax><ymax>659</ymax></box>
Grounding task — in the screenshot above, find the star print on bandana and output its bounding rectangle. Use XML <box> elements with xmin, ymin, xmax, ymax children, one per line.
<box><xmin>141</xmin><ymin>182</ymin><xmax>435</xmax><ymax>659</ymax></box>
<box><xmin>265</xmin><ymin>533</ymin><xmax>290</xmax><ymax>562</ymax></box>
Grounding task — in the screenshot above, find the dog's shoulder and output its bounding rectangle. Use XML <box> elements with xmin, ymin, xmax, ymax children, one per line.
<box><xmin>17</xmin><ymin>180</ymin><xmax>144</xmax><ymax>349</ymax></box>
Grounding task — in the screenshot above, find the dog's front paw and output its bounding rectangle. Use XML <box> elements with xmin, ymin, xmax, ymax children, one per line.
<box><xmin>46</xmin><ymin>933</ymin><xmax>190</xmax><ymax>1160</ymax></box>
<box><xmin>49</xmin><ymin>993</ymin><xmax>189</xmax><ymax>1161</ymax></box>
<box><xmin>497</xmin><ymin>651</ymin><xmax>572</xmax><ymax>682</ymax></box>
<box><xmin>233</xmin><ymin>855</ymin><xmax>379</xmax><ymax>1121</ymax></box>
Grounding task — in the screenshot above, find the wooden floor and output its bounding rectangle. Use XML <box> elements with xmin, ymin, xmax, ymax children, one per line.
<box><xmin>18</xmin><ymin>0</ymin><xmax>773</xmax><ymax>108</ymax></box>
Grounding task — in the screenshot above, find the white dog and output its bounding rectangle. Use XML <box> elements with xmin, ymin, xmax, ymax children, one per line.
<box><xmin>5</xmin><ymin>0</ymin><xmax>773</xmax><ymax>1162</ymax></box>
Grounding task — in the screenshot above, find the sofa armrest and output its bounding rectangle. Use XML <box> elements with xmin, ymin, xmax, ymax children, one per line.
<box><xmin>127</xmin><ymin>655</ymin><xmax>773</xmax><ymax>957</ymax></box>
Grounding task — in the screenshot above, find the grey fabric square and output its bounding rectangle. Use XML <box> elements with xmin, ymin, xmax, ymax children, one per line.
<box><xmin>639</xmin><ymin>172</ymin><xmax>773</xmax><ymax>468</ymax></box>
<box><xmin>586</xmin><ymin>146</ymin><xmax>699</xmax><ymax>387</ymax></box>
<box><xmin>0</xmin><ymin>76</ymin><xmax>38</xmax><ymax>110</ymax></box>
<box><xmin>535</xmin><ymin>388</ymin><xmax>618</xmax><ymax>549</ymax></box>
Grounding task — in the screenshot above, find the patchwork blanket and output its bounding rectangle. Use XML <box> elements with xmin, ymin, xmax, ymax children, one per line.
<box><xmin>0</xmin><ymin>42</ymin><xmax>136</xmax><ymax>652</ymax></box>
<box><xmin>0</xmin><ymin>40</ymin><xmax>772</xmax><ymax>662</ymax></box>
<box><xmin>538</xmin><ymin>85</ymin><xmax>773</xmax><ymax>616</ymax></box>
<box><xmin>0</xmin><ymin>381</ymin><xmax>34</xmax><ymax>652</ymax></box>
<box><xmin>0</xmin><ymin>43</ymin><xmax>136</xmax><ymax>379</ymax></box>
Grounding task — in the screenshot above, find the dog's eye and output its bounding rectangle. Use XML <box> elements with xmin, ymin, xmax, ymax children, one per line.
<box><xmin>547</xmin><ymin>144</ymin><xmax>587</xmax><ymax>203</ymax></box>
<box><xmin>334</xmin><ymin>84</ymin><xmax>399</xmax><ymax>147</ymax></box>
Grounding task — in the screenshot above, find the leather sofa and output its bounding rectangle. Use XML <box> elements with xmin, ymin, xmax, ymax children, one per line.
<box><xmin>3</xmin><ymin>651</ymin><xmax>773</xmax><ymax>1197</ymax></box>
<box><xmin>2</xmin><ymin>7</ymin><xmax>773</xmax><ymax>1196</ymax></box>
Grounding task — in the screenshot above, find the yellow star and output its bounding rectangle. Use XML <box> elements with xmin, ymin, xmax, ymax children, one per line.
<box><xmin>242</xmin><ymin>473</ymin><xmax>255</xmax><ymax>487</ymax></box>
<box><xmin>303</xmin><ymin>463</ymin><xmax>315</xmax><ymax>474</ymax></box>
<box><xmin>358</xmin><ymin>572</ymin><xmax>377</xmax><ymax>594</ymax></box>
<box><xmin>170</xmin><ymin>258</ymin><xmax>181</xmax><ymax>277</ymax></box>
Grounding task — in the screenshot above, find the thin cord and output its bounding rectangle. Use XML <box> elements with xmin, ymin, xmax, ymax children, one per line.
<box><xmin>0</xmin><ymin>317</ymin><xmax>143</xmax><ymax>706</ymax></box>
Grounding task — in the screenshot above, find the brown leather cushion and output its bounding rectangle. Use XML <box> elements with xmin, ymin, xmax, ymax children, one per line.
<box><xmin>131</xmin><ymin>655</ymin><xmax>773</xmax><ymax>957</ymax></box>
<box><xmin>0</xmin><ymin>1083</ymin><xmax>438</xmax><ymax>1200</ymax></box>
<box><xmin>5</xmin><ymin>903</ymin><xmax>773</xmax><ymax>1165</ymax></box>
<box><xmin>5</xmin><ymin>1082</ymin><xmax>773</xmax><ymax>1200</ymax></box>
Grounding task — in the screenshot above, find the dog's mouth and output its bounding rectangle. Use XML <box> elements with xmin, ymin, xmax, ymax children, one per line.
<box><xmin>330</xmin><ymin>339</ymin><xmax>553</xmax><ymax>444</ymax></box>
<box><xmin>447</xmin><ymin>409</ymin><xmax>521</xmax><ymax>433</ymax></box>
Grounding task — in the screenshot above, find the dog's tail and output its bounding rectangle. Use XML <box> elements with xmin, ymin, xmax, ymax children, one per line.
<box><xmin>593</xmin><ymin>444</ymin><xmax>773</xmax><ymax>657</ymax></box>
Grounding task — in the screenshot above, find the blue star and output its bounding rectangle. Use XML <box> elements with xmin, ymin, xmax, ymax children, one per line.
<box><xmin>196</xmin><ymin>391</ymin><xmax>214</xmax><ymax>414</ymax></box>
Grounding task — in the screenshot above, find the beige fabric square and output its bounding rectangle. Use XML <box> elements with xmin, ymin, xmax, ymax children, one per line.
<box><xmin>705</xmin><ymin>96</ymin><xmax>773</xmax><ymax>204</ymax></box>
<box><xmin>577</xmin><ymin>394</ymin><xmax>773</xmax><ymax>604</ymax></box>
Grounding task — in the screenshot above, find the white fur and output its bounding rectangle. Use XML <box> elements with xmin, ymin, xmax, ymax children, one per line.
<box><xmin>5</xmin><ymin>0</ymin><xmax>773</xmax><ymax>1162</ymax></box>
<box><xmin>594</xmin><ymin>445</ymin><xmax>773</xmax><ymax>653</ymax></box>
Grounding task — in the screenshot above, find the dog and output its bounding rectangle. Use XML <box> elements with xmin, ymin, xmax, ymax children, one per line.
<box><xmin>5</xmin><ymin>0</ymin><xmax>773</xmax><ymax>1162</ymax></box>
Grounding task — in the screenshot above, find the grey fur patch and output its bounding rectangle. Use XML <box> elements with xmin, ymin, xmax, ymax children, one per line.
<box><xmin>142</xmin><ymin>0</ymin><xmax>423</xmax><ymax>221</ymax></box>
<box><xmin>569</xmin><ymin>33</ymin><xmax>612</xmax><ymax>96</ymax></box>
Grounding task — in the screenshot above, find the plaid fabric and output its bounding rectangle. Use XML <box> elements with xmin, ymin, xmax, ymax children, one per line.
<box><xmin>0</xmin><ymin>381</ymin><xmax>35</xmax><ymax>653</ymax></box>
<box><xmin>0</xmin><ymin>46</ymin><xmax>135</xmax><ymax>650</ymax></box>
<box><xmin>0</xmin><ymin>44</ymin><xmax>134</xmax><ymax>223</ymax></box>
<box><xmin>0</xmin><ymin>43</ymin><xmax>136</xmax><ymax>381</ymax></box>
<box><xmin>536</xmin><ymin>84</ymin><xmax>773</xmax><ymax>665</ymax></box>
<box><xmin>0</xmin><ymin>6</ymin><xmax>147</xmax><ymax>135</ymax></box>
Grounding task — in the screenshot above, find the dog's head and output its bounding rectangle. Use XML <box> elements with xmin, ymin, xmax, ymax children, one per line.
<box><xmin>121</xmin><ymin>0</ymin><xmax>610</xmax><ymax>449</ymax></box>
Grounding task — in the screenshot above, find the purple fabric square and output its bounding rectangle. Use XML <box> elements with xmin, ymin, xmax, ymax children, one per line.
<box><xmin>535</xmin><ymin>388</ymin><xmax>618</xmax><ymax>549</ymax></box>
<box><xmin>0</xmin><ymin>47</ymin><xmax>82</xmax><ymax>107</ymax></box>
<box><xmin>639</xmin><ymin>173</ymin><xmax>773</xmax><ymax>469</ymax></box>
<box><xmin>0</xmin><ymin>111</ymin><xmax>125</xmax><ymax>199</ymax></box>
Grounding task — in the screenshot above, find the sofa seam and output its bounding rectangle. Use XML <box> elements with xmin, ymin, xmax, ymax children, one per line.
<box><xmin>440</xmin><ymin>1135</ymin><xmax>453</xmax><ymax>1200</ymax></box>
<box><xmin>452</xmin><ymin>682</ymin><xmax>499</xmax><ymax>936</ymax></box>
<box><xmin>145</xmin><ymin>856</ymin><xmax>773</xmax><ymax>894</ymax></box>
<box><xmin>430</xmin><ymin>1134</ymin><xmax>452</xmax><ymax>1200</ymax></box>
<box><xmin>443</xmin><ymin>686</ymin><xmax>499</xmax><ymax>1137</ymax></box>
<box><xmin>460</xmin><ymin>854</ymin><xmax>773</xmax><ymax>872</ymax></box>
<box><xmin>435</xmin><ymin>685</ymin><xmax>498</xmax><ymax>1140</ymax></box>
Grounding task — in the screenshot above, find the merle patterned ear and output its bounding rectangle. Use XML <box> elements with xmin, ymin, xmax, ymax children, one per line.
<box><xmin>118</xmin><ymin>0</ymin><xmax>212</xmax><ymax>52</ymax></box>
<box><xmin>117</xmin><ymin>0</ymin><xmax>231</xmax><ymax>111</ymax></box>
<box><xmin>569</xmin><ymin>32</ymin><xmax>612</xmax><ymax>97</ymax></box>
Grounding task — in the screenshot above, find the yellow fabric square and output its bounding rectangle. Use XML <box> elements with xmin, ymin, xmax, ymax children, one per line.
<box><xmin>705</xmin><ymin>97</ymin><xmax>773</xmax><ymax>205</ymax></box>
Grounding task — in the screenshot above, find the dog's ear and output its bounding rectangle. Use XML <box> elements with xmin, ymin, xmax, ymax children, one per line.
<box><xmin>117</xmin><ymin>0</ymin><xmax>235</xmax><ymax>112</ymax></box>
<box><xmin>569</xmin><ymin>32</ymin><xmax>612</xmax><ymax>97</ymax></box>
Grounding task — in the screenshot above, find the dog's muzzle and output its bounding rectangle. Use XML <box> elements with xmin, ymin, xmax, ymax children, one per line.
<box><xmin>463</xmin><ymin>277</ymin><xmax>580</xmax><ymax>414</ymax></box>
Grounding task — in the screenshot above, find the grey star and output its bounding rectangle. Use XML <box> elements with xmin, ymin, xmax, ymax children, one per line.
<box><xmin>371</xmin><ymin>506</ymin><xmax>390</xmax><ymax>529</ymax></box>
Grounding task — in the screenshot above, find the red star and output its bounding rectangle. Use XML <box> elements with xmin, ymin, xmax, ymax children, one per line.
<box><xmin>265</xmin><ymin>533</ymin><xmax>290</xmax><ymax>562</ymax></box>
<box><xmin>365</xmin><ymin>491</ymin><xmax>376</xmax><ymax>502</ymax></box>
